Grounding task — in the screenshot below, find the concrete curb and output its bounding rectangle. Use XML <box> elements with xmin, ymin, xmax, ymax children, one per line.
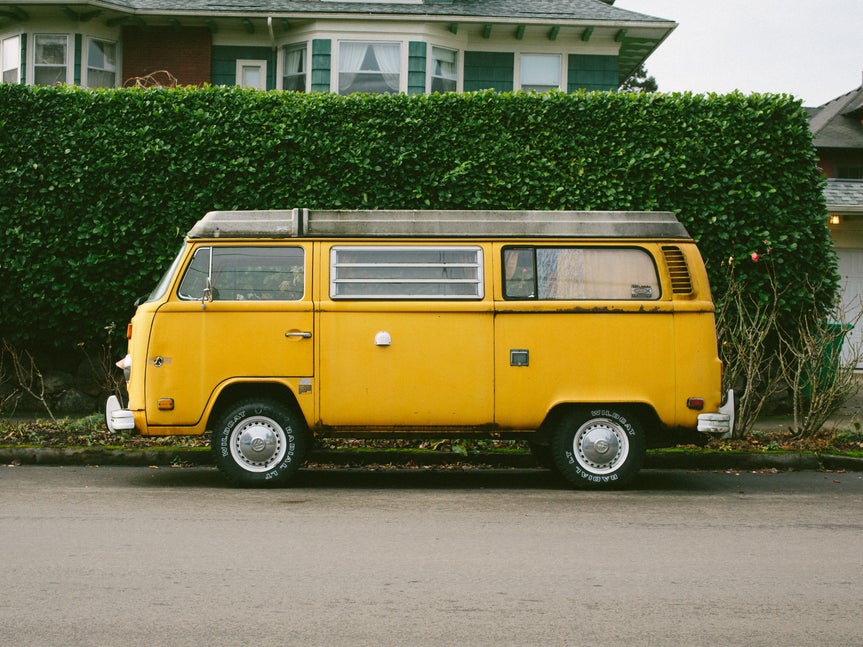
<box><xmin>2</xmin><ymin>447</ymin><xmax>862</xmax><ymax>472</ymax></box>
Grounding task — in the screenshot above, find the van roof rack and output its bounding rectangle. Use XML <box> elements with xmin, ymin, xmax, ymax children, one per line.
<box><xmin>187</xmin><ymin>209</ymin><xmax>691</xmax><ymax>240</ymax></box>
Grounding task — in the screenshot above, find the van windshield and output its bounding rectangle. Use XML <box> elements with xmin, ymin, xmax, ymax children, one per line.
<box><xmin>144</xmin><ymin>246</ymin><xmax>185</xmax><ymax>303</ymax></box>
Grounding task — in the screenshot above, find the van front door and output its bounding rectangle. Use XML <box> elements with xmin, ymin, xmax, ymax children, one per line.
<box><xmin>144</xmin><ymin>244</ymin><xmax>313</xmax><ymax>428</ymax></box>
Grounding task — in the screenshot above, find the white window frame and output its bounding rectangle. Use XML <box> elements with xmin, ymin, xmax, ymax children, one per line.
<box><xmin>236</xmin><ymin>59</ymin><xmax>267</xmax><ymax>90</ymax></box>
<box><xmin>84</xmin><ymin>37</ymin><xmax>118</xmax><ymax>88</ymax></box>
<box><xmin>430</xmin><ymin>45</ymin><xmax>458</xmax><ymax>93</ymax></box>
<box><xmin>33</xmin><ymin>33</ymin><xmax>70</xmax><ymax>86</ymax></box>
<box><xmin>337</xmin><ymin>40</ymin><xmax>402</xmax><ymax>95</ymax></box>
<box><xmin>281</xmin><ymin>43</ymin><xmax>307</xmax><ymax>92</ymax></box>
<box><xmin>519</xmin><ymin>53</ymin><xmax>562</xmax><ymax>92</ymax></box>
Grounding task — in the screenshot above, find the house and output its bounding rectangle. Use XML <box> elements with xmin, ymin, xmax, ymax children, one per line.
<box><xmin>809</xmin><ymin>81</ymin><xmax>863</xmax><ymax>334</ymax></box>
<box><xmin>0</xmin><ymin>0</ymin><xmax>675</xmax><ymax>94</ymax></box>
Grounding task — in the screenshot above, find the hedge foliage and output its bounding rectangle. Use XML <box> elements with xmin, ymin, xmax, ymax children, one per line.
<box><xmin>0</xmin><ymin>84</ymin><xmax>836</xmax><ymax>354</ymax></box>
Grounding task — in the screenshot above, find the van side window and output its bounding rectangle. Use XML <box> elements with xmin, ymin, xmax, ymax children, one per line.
<box><xmin>177</xmin><ymin>247</ymin><xmax>211</xmax><ymax>300</ymax></box>
<box><xmin>331</xmin><ymin>246</ymin><xmax>483</xmax><ymax>299</ymax></box>
<box><xmin>504</xmin><ymin>247</ymin><xmax>660</xmax><ymax>300</ymax></box>
<box><xmin>177</xmin><ymin>247</ymin><xmax>305</xmax><ymax>301</ymax></box>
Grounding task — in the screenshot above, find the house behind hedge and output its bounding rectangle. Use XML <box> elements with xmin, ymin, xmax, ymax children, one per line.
<box><xmin>0</xmin><ymin>0</ymin><xmax>675</xmax><ymax>93</ymax></box>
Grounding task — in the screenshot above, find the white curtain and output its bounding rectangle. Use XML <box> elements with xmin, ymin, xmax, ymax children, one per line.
<box><xmin>373</xmin><ymin>43</ymin><xmax>400</xmax><ymax>92</ymax></box>
<box><xmin>339</xmin><ymin>41</ymin><xmax>367</xmax><ymax>91</ymax></box>
<box><xmin>433</xmin><ymin>47</ymin><xmax>456</xmax><ymax>79</ymax></box>
<box><xmin>284</xmin><ymin>47</ymin><xmax>303</xmax><ymax>75</ymax></box>
<box><xmin>339</xmin><ymin>42</ymin><xmax>400</xmax><ymax>93</ymax></box>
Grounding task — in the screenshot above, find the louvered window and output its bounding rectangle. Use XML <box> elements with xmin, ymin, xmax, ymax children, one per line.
<box><xmin>662</xmin><ymin>246</ymin><xmax>693</xmax><ymax>295</ymax></box>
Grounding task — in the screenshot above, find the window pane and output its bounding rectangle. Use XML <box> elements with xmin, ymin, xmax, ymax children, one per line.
<box><xmin>282</xmin><ymin>45</ymin><xmax>306</xmax><ymax>92</ymax></box>
<box><xmin>34</xmin><ymin>66</ymin><xmax>66</xmax><ymax>85</ymax></box>
<box><xmin>2</xmin><ymin>36</ymin><xmax>20</xmax><ymax>82</ymax></box>
<box><xmin>339</xmin><ymin>42</ymin><xmax>400</xmax><ymax>94</ymax></box>
<box><xmin>35</xmin><ymin>35</ymin><xmax>66</xmax><ymax>65</ymax></box>
<box><xmin>212</xmin><ymin>247</ymin><xmax>304</xmax><ymax>301</ymax></box>
<box><xmin>87</xmin><ymin>39</ymin><xmax>116</xmax><ymax>88</ymax></box>
<box><xmin>431</xmin><ymin>46</ymin><xmax>457</xmax><ymax>93</ymax></box>
<box><xmin>504</xmin><ymin>247</ymin><xmax>659</xmax><ymax>300</ymax></box>
<box><xmin>178</xmin><ymin>248</ymin><xmax>211</xmax><ymax>300</ymax></box>
<box><xmin>178</xmin><ymin>247</ymin><xmax>305</xmax><ymax>301</ymax></box>
<box><xmin>34</xmin><ymin>35</ymin><xmax>67</xmax><ymax>86</ymax></box>
<box><xmin>520</xmin><ymin>54</ymin><xmax>560</xmax><ymax>91</ymax></box>
<box><xmin>331</xmin><ymin>246</ymin><xmax>483</xmax><ymax>299</ymax></box>
<box><xmin>241</xmin><ymin>66</ymin><xmax>261</xmax><ymax>87</ymax></box>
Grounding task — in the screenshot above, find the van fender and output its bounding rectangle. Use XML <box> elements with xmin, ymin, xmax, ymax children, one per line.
<box><xmin>534</xmin><ymin>402</ymin><xmax>660</xmax><ymax>445</ymax></box>
<box><xmin>205</xmin><ymin>379</ymin><xmax>310</xmax><ymax>432</ymax></box>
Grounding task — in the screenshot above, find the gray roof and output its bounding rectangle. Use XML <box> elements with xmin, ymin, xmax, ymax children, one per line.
<box><xmin>825</xmin><ymin>179</ymin><xmax>863</xmax><ymax>212</ymax></box>
<box><xmin>188</xmin><ymin>209</ymin><xmax>690</xmax><ymax>239</ymax></box>
<box><xmin>808</xmin><ymin>85</ymin><xmax>863</xmax><ymax>150</ymax></box>
<box><xmin>58</xmin><ymin>0</ymin><xmax>670</xmax><ymax>22</ymax></box>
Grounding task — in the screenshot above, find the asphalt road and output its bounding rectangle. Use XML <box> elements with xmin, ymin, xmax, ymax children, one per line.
<box><xmin>2</xmin><ymin>465</ymin><xmax>862</xmax><ymax>646</ymax></box>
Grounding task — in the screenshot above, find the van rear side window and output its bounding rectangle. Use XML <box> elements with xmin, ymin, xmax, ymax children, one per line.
<box><xmin>503</xmin><ymin>247</ymin><xmax>660</xmax><ymax>300</ymax></box>
<box><xmin>330</xmin><ymin>246</ymin><xmax>484</xmax><ymax>299</ymax></box>
<box><xmin>177</xmin><ymin>247</ymin><xmax>305</xmax><ymax>301</ymax></box>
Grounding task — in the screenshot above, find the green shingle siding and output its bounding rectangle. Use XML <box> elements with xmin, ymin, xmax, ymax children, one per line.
<box><xmin>211</xmin><ymin>45</ymin><xmax>276</xmax><ymax>89</ymax></box>
<box><xmin>311</xmin><ymin>39</ymin><xmax>331</xmax><ymax>92</ymax></box>
<box><xmin>407</xmin><ymin>40</ymin><xmax>426</xmax><ymax>95</ymax></box>
<box><xmin>463</xmin><ymin>51</ymin><xmax>513</xmax><ymax>92</ymax></box>
<box><xmin>568</xmin><ymin>54</ymin><xmax>617</xmax><ymax>92</ymax></box>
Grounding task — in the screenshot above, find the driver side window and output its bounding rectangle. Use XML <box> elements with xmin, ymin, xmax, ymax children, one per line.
<box><xmin>177</xmin><ymin>246</ymin><xmax>305</xmax><ymax>301</ymax></box>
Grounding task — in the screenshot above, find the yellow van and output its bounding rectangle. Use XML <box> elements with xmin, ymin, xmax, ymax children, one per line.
<box><xmin>107</xmin><ymin>209</ymin><xmax>733</xmax><ymax>488</ymax></box>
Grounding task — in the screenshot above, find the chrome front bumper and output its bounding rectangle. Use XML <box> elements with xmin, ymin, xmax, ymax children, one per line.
<box><xmin>105</xmin><ymin>395</ymin><xmax>135</xmax><ymax>433</ymax></box>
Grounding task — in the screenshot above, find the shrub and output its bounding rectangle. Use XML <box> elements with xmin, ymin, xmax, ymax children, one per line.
<box><xmin>0</xmin><ymin>85</ymin><xmax>836</xmax><ymax>356</ymax></box>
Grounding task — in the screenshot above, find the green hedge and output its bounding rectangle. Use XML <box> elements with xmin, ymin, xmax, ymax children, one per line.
<box><xmin>0</xmin><ymin>85</ymin><xmax>836</xmax><ymax>353</ymax></box>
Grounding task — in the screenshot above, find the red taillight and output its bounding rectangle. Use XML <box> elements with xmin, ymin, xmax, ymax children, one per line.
<box><xmin>126</xmin><ymin>323</ymin><xmax>133</xmax><ymax>339</ymax></box>
<box><xmin>687</xmin><ymin>398</ymin><xmax>705</xmax><ymax>411</ymax></box>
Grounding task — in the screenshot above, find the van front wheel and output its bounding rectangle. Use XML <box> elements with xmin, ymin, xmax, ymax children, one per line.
<box><xmin>551</xmin><ymin>407</ymin><xmax>645</xmax><ymax>489</ymax></box>
<box><xmin>212</xmin><ymin>399</ymin><xmax>308</xmax><ymax>487</ymax></box>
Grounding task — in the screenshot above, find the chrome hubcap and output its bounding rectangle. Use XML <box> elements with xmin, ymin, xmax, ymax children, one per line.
<box><xmin>572</xmin><ymin>419</ymin><xmax>629</xmax><ymax>475</ymax></box>
<box><xmin>231</xmin><ymin>416</ymin><xmax>287</xmax><ymax>472</ymax></box>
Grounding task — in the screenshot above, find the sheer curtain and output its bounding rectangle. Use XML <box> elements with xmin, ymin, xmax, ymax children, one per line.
<box><xmin>339</xmin><ymin>41</ymin><xmax>400</xmax><ymax>94</ymax></box>
<box><xmin>283</xmin><ymin>46</ymin><xmax>305</xmax><ymax>91</ymax></box>
<box><xmin>373</xmin><ymin>43</ymin><xmax>400</xmax><ymax>92</ymax></box>
<box><xmin>339</xmin><ymin>42</ymin><xmax>368</xmax><ymax>93</ymax></box>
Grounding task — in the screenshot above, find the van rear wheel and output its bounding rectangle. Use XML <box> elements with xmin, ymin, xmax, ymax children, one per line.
<box><xmin>551</xmin><ymin>407</ymin><xmax>645</xmax><ymax>489</ymax></box>
<box><xmin>212</xmin><ymin>399</ymin><xmax>308</xmax><ymax>487</ymax></box>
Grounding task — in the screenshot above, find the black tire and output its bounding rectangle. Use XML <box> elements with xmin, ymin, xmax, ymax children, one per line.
<box><xmin>551</xmin><ymin>407</ymin><xmax>645</xmax><ymax>489</ymax></box>
<box><xmin>528</xmin><ymin>441</ymin><xmax>556</xmax><ymax>471</ymax></box>
<box><xmin>212</xmin><ymin>398</ymin><xmax>308</xmax><ymax>487</ymax></box>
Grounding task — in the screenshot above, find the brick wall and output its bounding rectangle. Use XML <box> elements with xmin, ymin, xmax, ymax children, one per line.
<box><xmin>122</xmin><ymin>27</ymin><xmax>212</xmax><ymax>86</ymax></box>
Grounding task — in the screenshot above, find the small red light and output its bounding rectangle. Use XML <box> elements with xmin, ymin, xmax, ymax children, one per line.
<box><xmin>687</xmin><ymin>398</ymin><xmax>705</xmax><ymax>410</ymax></box>
<box><xmin>126</xmin><ymin>323</ymin><xmax>133</xmax><ymax>339</ymax></box>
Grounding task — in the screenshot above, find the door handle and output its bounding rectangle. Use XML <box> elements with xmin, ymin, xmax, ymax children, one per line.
<box><xmin>285</xmin><ymin>331</ymin><xmax>312</xmax><ymax>339</ymax></box>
